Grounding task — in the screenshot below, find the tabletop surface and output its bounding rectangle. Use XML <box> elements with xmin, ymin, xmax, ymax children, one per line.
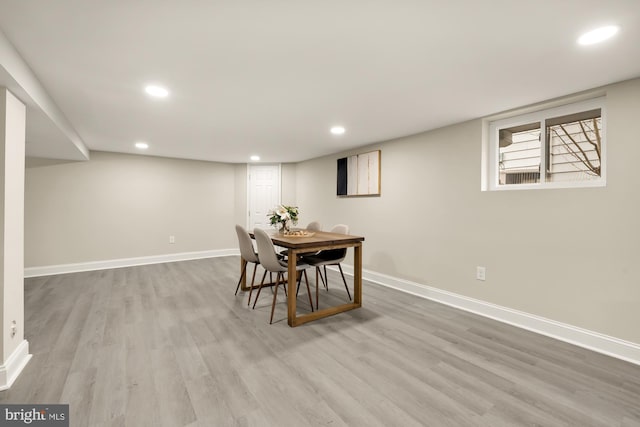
<box><xmin>252</xmin><ymin>229</ymin><xmax>364</xmax><ymax>249</ymax></box>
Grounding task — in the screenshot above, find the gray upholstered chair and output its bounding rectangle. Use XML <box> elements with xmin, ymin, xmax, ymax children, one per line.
<box><xmin>234</xmin><ymin>225</ymin><xmax>266</xmax><ymax>306</ymax></box>
<box><xmin>306</xmin><ymin>221</ymin><xmax>321</xmax><ymax>232</ymax></box>
<box><xmin>252</xmin><ymin>228</ymin><xmax>313</xmax><ymax>323</ymax></box>
<box><xmin>301</xmin><ymin>224</ymin><xmax>351</xmax><ymax>309</ymax></box>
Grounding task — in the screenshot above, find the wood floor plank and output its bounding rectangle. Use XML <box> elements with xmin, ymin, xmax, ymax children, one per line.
<box><xmin>0</xmin><ymin>257</ymin><xmax>638</xmax><ymax>427</ymax></box>
<box><xmin>183</xmin><ymin>375</ymin><xmax>237</xmax><ymax>426</ymax></box>
<box><xmin>60</xmin><ymin>368</ymin><xmax>98</xmax><ymax>425</ymax></box>
<box><xmin>87</xmin><ymin>342</ymin><xmax>127</xmax><ymax>426</ymax></box>
<box><xmin>149</xmin><ymin>347</ymin><xmax>197</xmax><ymax>426</ymax></box>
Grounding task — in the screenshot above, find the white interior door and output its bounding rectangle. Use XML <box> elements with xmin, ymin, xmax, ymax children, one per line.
<box><xmin>247</xmin><ymin>164</ymin><xmax>281</xmax><ymax>231</ymax></box>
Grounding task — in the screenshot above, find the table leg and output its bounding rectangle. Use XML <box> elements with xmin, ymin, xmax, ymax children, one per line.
<box><xmin>354</xmin><ymin>243</ymin><xmax>362</xmax><ymax>306</ymax></box>
<box><xmin>287</xmin><ymin>249</ymin><xmax>297</xmax><ymax>326</ymax></box>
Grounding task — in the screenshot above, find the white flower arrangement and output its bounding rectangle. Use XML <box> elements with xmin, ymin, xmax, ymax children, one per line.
<box><xmin>268</xmin><ymin>205</ymin><xmax>299</xmax><ymax>232</ymax></box>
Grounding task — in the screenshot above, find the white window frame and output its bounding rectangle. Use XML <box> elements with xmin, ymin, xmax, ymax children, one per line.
<box><xmin>487</xmin><ymin>97</ymin><xmax>606</xmax><ymax>191</ymax></box>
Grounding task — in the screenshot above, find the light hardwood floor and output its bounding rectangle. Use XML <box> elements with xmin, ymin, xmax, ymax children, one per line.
<box><xmin>2</xmin><ymin>257</ymin><xmax>640</xmax><ymax>426</ymax></box>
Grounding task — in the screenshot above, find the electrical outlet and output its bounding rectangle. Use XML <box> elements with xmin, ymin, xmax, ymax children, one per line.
<box><xmin>10</xmin><ymin>320</ymin><xmax>16</xmax><ymax>338</ymax></box>
<box><xmin>476</xmin><ymin>266</ymin><xmax>486</xmax><ymax>281</ymax></box>
<box><xmin>169</xmin><ymin>235</ymin><xmax>175</xmax><ymax>244</ymax></box>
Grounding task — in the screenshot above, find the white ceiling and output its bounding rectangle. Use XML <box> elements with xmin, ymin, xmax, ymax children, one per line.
<box><xmin>0</xmin><ymin>1</ymin><xmax>639</xmax><ymax>163</ymax></box>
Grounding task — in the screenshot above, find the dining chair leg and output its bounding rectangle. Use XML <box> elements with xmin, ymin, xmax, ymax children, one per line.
<box><xmin>295</xmin><ymin>270</ymin><xmax>305</xmax><ymax>297</ymax></box>
<box><xmin>323</xmin><ymin>265</ymin><xmax>329</xmax><ymax>290</ymax></box>
<box><xmin>283</xmin><ymin>275</ymin><xmax>288</xmax><ymax>297</ymax></box>
<box><xmin>270</xmin><ymin>273</ymin><xmax>282</xmax><ymax>324</ymax></box>
<box><xmin>338</xmin><ymin>264</ymin><xmax>351</xmax><ymax>301</ymax></box>
<box><xmin>315</xmin><ymin>267</ymin><xmax>320</xmax><ymax>310</ymax></box>
<box><xmin>303</xmin><ymin>270</ymin><xmax>313</xmax><ymax>312</ymax></box>
<box><xmin>317</xmin><ymin>266</ymin><xmax>327</xmax><ymax>290</ymax></box>
<box><xmin>252</xmin><ymin>270</ymin><xmax>269</xmax><ymax>309</ymax></box>
<box><xmin>249</xmin><ymin>269</ymin><xmax>268</xmax><ymax>306</ymax></box>
<box><xmin>234</xmin><ymin>264</ymin><xmax>247</xmax><ymax>295</ymax></box>
<box><xmin>250</xmin><ymin>263</ymin><xmax>258</xmax><ymax>290</ymax></box>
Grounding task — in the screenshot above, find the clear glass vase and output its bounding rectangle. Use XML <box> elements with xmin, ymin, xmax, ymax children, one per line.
<box><xmin>279</xmin><ymin>222</ymin><xmax>290</xmax><ymax>234</ymax></box>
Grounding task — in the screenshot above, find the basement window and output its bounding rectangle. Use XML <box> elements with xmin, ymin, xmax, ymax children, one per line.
<box><xmin>487</xmin><ymin>97</ymin><xmax>606</xmax><ymax>190</ymax></box>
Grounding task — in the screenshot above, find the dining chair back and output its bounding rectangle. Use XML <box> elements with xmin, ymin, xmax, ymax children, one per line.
<box><xmin>311</xmin><ymin>224</ymin><xmax>349</xmax><ymax>262</ymax></box>
<box><xmin>234</xmin><ymin>225</ymin><xmax>265</xmax><ymax>305</ymax></box>
<box><xmin>253</xmin><ymin>228</ymin><xmax>313</xmax><ymax>323</ymax></box>
<box><xmin>236</xmin><ymin>225</ymin><xmax>259</xmax><ymax>264</ymax></box>
<box><xmin>254</xmin><ymin>228</ymin><xmax>284</xmax><ymax>272</ymax></box>
<box><xmin>301</xmin><ymin>224</ymin><xmax>351</xmax><ymax>309</ymax></box>
<box><xmin>331</xmin><ymin>224</ymin><xmax>348</xmax><ymax>234</ymax></box>
<box><xmin>306</xmin><ymin>221</ymin><xmax>322</xmax><ymax>232</ymax></box>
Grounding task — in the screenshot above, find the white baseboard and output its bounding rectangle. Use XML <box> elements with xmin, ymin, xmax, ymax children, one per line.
<box><xmin>338</xmin><ymin>264</ymin><xmax>640</xmax><ymax>366</ymax></box>
<box><xmin>24</xmin><ymin>249</ymin><xmax>240</xmax><ymax>278</ymax></box>
<box><xmin>0</xmin><ymin>340</ymin><xmax>31</xmax><ymax>391</ymax></box>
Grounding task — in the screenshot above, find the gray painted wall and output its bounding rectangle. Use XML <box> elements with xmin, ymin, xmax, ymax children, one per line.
<box><xmin>25</xmin><ymin>152</ymin><xmax>237</xmax><ymax>266</ymax></box>
<box><xmin>294</xmin><ymin>78</ymin><xmax>640</xmax><ymax>343</ymax></box>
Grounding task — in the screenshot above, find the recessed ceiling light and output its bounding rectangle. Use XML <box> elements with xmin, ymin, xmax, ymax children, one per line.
<box><xmin>330</xmin><ymin>126</ymin><xmax>346</xmax><ymax>135</ymax></box>
<box><xmin>577</xmin><ymin>25</ymin><xmax>619</xmax><ymax>45</ymax></box>
<box><xmin>250</xmin><ymin>155</ymin><xmax>260</xmax><ymax>161</ymax></box>
<box><xmin>135</xmin><ymin>142</ymin><xmax>149</xmax><ymax>149</ymax></box>
<box><xmin>144</xmin><ymin>84</ymin><xmax>169</xmax><ymax>98</ymax></box>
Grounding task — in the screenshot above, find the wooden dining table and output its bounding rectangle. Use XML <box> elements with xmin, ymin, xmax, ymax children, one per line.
<box><xmin>242</xmin><ymin>229</ymin><xmax>365</xmax><ymax>327</ymax></box>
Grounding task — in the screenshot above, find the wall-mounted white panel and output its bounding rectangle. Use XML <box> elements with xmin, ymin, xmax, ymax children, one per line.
<box><xmin>339</xmin><ymin>150</ymin><xmax>381</xmax><ymax>197</ymax></box>
<box><xmin>347</xmin><ymin>155</ymin><xmax>358</xmax><ymax>195</ymax></box>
